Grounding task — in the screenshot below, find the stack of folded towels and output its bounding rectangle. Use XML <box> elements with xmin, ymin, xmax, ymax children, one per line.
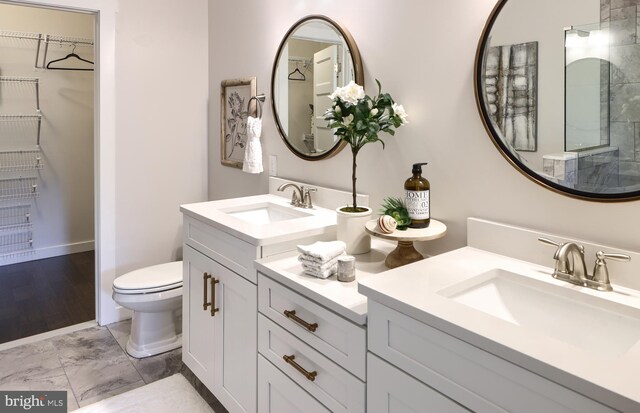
<box><xmin>297</xmin><ymin>240</ymin><xmax>346</xmax><ymax>279</ymax></box>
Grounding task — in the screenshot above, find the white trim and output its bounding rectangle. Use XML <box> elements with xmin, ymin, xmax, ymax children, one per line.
<box><xmin>5</xmin><ymin>0</ymin><xmax>118</xmax><ymax>326</ymax></box>
<box><xmin>0</xmin><ymin>241</ymin><xmax>94</xmax><ymax>266</ymax></box>
<box><xmin>0</xmin><ymin>321</ymin><xmax>97</xmax><ymax>352</ymax></box>
<box><xmin>36</xmin><ymin>240</ymin><xmax>95</xmax><ymax>256</ymax></box>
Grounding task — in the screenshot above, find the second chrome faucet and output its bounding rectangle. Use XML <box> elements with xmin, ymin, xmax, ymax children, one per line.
<box><xmin>277</xmin><ymin>182</ymin><xmax>317</xmax><ymax>209</ymax></box>
<box><xmin>539</xmin><ymin>237</ymin><xmax>630</xmax><ymax>291</ymax></box>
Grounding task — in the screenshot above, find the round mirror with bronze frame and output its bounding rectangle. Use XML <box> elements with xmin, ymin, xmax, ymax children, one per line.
<box><xmin>271</xmin><ymin>15</ymin><xmax>364</xmax><ymax>161</ymax></box>
<box><xmin>475</xmin><ymin>0</ymin><xmax>640</xmax><ymax>201</ymax></box>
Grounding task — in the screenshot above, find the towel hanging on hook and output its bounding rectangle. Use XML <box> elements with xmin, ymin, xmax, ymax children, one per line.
<box><xmin>243</xmin><ymin>93</ymin><xmax>265</xmax><ymax>174</ymax></box>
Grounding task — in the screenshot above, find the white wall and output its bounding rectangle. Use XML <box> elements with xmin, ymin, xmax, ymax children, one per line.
<box><xmin>114</xmin><ymin>0</ymin><xmax>209</xmax><ymax>273</ymax></box>
<box><xmin>209</xmin><ymin>0</ymin><xmax>640</xmax><ymax>256</ymax></box>
<box><xmin>0</xmin><ymin>4</ymin><xmax>94</xmax><ymax>260</ymax></box>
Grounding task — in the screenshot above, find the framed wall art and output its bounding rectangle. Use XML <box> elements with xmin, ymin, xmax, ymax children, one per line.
<box><xmin>484</xmin><ymin>41</ymin><xmax>538</xmax><ymax>152</ymax></box>
<box><xmin>220</xmin><ymin>77</ymin><xmax>257</xmax><ymax>168</ymax></box>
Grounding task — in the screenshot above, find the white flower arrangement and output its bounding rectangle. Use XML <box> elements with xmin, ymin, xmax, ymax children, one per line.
<box><xmin>324</xmin><ymin>80</ymin><xmax>408</xmax><ymax>211</ymax></box>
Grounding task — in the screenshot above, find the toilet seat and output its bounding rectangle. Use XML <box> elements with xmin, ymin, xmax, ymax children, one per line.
<box><xmin>113</xmin><ymin>261</ymin><xmax>183</xmax><ymax>295</ymax></box>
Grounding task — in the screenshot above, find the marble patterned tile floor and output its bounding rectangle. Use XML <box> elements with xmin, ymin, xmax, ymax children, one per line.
<box><xmin>0</xmin><ymin>320</ymin><xmax>183</xmax><ymax>411</ymax></box>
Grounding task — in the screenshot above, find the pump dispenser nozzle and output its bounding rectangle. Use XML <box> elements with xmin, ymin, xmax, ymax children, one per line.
<box><xmin>412</xmin><ymin>162</ymin><xmax>429</xmax><ymax>174</ymax></box>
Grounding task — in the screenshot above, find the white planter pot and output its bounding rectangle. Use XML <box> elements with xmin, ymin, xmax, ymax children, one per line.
<box><xmin>336</xmin><ymin>206</ymin><xmax>372</xmax><ymax>255</ymax></box>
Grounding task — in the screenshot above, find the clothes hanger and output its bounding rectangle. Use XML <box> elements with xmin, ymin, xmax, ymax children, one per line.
<box><xmin>288</xmin><ymin>62</ymin><xmax>306</xmax><ymax>81</ymax></box>
<box><xmin>46</xmin><ymin>44</ymin><xmax>94</xmax><ymax>71</ymax></box>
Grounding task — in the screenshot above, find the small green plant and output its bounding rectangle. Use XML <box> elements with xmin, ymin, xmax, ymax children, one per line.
<box><xmin>325</xmin><ymin>80</ymin><xmax>408</xmax><ymax>212</ymax></box>
<box><xmin>380</xmin><ymin>197</ymin><xmax>411</xmax><ymax>230</ymax></box>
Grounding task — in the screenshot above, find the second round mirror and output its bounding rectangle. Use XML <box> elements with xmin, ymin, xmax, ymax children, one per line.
<box><xmin>271</xmin><ymin>15</ymin><xmax>363</xmax><ymax>160</ymax></box>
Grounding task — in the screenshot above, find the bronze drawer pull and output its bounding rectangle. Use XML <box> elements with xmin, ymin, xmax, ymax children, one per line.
<box><xmin>283</xmin><ymin>354</ymin><xmax>317</xmax><ymax>382</ymax></box>
<box><xmin>283</xmin><ymin>309</ymin><xmax>318</xmax><ymax>332</ymax></box>
<box><xmin>203</xmin><ymin>273</ymin><xmax>212</xmax><ymax>311</ymax></box>
<box><xmin>210</xmin><ymin>276</ymin><xmax>219</xmax><ymax>317</ymax></box>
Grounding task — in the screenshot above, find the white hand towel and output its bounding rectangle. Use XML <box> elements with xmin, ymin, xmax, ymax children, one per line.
<box><xmin>298</xmin><ymin>252</ymin><xmax>345</xmax><ymax>271</ymax></box>
<box><xmin>296</xmin><ymin>241</ymin><xmax>346</xmax><ymax>263</ymax></box>
<box><xmin>304</xmin><ymin>265</ymin><xmax>337</xmax><ymax>279</ymax></box>
<box><xmin>242</xmin><ymin>116</ymin><xmax>263</xmax><ymax>174</ymax></box>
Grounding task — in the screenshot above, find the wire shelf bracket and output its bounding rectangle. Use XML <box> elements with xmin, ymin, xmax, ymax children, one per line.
<box><xmin>0</xmin><ymin>204</ymin><xmax>31</xmax><ymax>232</ymax></box>
<box><xmin>0</xmin><ymin>229</ymin><xmax>33</xmax><ymax>257</ymax></box>
<box><xmin>0</xmin><ymin>30</ymin><xmax>43</xmax><ymax>68</ymax></box>
<box><xmin>0</xmin><ymin>115</ymin><xmax>43</xmax><ymax>147</ymax></box>
<box><xmin>0</xmin><ymin>150</ymin><xmax>42</xmax><ymax>172</ymax></box>
<box><xmin>0</xmin><ymin>177</ymin><xmax>39</xmax><ymax>200</ymax></box>
<box><xmin>0</xmin><ymin>76</ymin><xmax>40</xmax><ymax>111</ymax></box>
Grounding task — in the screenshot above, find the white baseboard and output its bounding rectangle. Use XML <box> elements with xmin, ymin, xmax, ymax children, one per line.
<box><xmin>0</xmin><ymin>321</ymin><xmax>98</xmax><ymax>352</ymax></box>
<box><xmin>0</xmin><ymin>240</ymin><xmax>95</xmax><ymax>266</ymax></box>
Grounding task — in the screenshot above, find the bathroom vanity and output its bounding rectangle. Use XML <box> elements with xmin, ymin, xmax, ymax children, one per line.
<box><xmin>180</xmin><ymin>193</ymin><xmax>336</xmax><ymax>413</ymax></box>
<box><xmin>360</xmin><ymin>218</ymin><xmax>640</xmax><ymax>413</ymax></box>
<box><xmin>181</xmin><ymin>185</ymin><xmax>640</xmax><ymax>413</ymax></box>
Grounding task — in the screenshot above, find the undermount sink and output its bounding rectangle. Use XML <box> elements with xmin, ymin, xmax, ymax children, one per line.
<box><xmin>438</xmin><ymin>268</ymin><xmax>640</xmax><ymax>357</ymax></box>
<box><xmin>221</xmin><ymin>202</ymin><xmax>313</xmax><ymax>225</ymax></box>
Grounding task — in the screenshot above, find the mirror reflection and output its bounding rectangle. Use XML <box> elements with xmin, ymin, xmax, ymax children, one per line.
<box><xmin>272</xmin><ymin>16</ymin><xmax>362</xmax><ymax>160</ymax></box>
<box><xmin>477</xmin><ymin>0</ymin><xmax>640</xmax><ymax>199</ymax></box>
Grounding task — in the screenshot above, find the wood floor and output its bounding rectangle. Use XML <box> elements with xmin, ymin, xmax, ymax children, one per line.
<box><xmin>0</xmin><ymin>251</ymin><xmax>95</xmax><ymax>344</ymax></box>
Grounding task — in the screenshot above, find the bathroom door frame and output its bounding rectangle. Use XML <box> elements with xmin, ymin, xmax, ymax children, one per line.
<box><xmin>3</xmin><ymin>0</ymin><xmax>117</xmax><ymax>325</ymax></box>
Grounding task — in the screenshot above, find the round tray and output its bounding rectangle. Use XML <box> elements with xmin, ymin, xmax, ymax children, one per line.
<box><xmin>364</xmin><ymin>218</ymin><xmax>447</xmax><ymax>269</ymax></box>
<box><xmin>364</xmin><ymin>219</ymin><xmax>447</xmax><ymax>241</ymax></box>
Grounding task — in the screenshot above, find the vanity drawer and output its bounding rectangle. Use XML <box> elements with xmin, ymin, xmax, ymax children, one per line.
<box><xmin>184</xmin><ymin>215</ymin><xmax>258</xmax><ymax>283</ymax></box>
<box><xmin>258</xmin><ymin>314</ymin><xmax>365</xmax><ymax>413</ymax></box>
<box><xmin>368</xmin><ymin>301</ymin><xmax>617</xmax><ymax>413</ymax></box>
<box><xmin>258</xmin><ymin>355</ymin><xmax>330</xmax><ymax>413</ymax></box>
<box><xmin>368</xmin><ymin>352</ymin><xmax>470</xmax><ymax>413</ymax></box>
<box><xmin>258</xmin><ymin>273</ymin><xmax>366</xmax><ymax>380</ymax></box>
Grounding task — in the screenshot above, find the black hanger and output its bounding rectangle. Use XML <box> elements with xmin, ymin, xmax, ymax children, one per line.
<box><xmin>46</xmin><ymin>44</ymin><xmax>94</xmax><ymax>71</ymax></box>
<box><xmin>288</xmin><ymin>63</ymin><xmax>306</xmax><ymax>81</ymax></box>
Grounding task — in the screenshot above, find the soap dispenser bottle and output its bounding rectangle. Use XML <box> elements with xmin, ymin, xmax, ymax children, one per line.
<box><xmin>404</xmin><ymin>162</ymin><xmax>430</xmax><ymax>228</ymax></box>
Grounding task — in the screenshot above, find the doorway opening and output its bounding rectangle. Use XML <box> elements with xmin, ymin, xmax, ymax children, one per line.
<box><xmin>0</xmin><ymin>2</ymin><xmax>96</xmax><ymax>344</ymax></box>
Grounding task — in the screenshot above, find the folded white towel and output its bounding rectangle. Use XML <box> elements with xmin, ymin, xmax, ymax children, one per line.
<box><xmin>304</xmin><ymin>265</ymin><xmax>337</xmax><ymax>279</ymax></box>
<box><xmin>298</xmin><ymin>252</ymin><xmax>345</xmax><ymax>271</ymax></box>
<box><xmin>296</xmin><ymin>241</ymin><xmax>346</xmax><ymax>263</ymax></box>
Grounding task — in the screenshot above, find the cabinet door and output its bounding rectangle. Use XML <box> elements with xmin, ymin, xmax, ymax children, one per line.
<box><xmin>213</xmin><ymin>258</ymin><xmax>257</xmax><ymax>413</ymax></box>
<box><xmin>368</xmin><ymin>353</ymin><xmax>470</xmax><ymax>413</ymax></box>
<box><xmin>182</xmin><ymin>245</ymin><xmax>216</xmax><ymax>390</ymax></box>
<box><xmin>258</xmin><ymin>355</ymin><xmax>330</xmax><ymax>413</ymax></box>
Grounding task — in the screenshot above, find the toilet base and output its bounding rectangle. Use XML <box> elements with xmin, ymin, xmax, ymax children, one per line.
<box><xmin>126</xmin><ymin>309</ymin><xmax>182</xmax><ymax>358</ymax></box>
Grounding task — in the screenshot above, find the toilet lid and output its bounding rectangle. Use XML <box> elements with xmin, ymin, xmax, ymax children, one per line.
<box><xmin>113</xmin><ymin>261</ymin><xmax>183</xmax><ymax>292</ymax></box>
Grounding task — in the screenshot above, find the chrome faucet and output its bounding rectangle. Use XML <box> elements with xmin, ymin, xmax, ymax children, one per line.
<box><xmin>554</xmin><ymin>242</ymin><xmax>588</xmax><ymax>284</ymax></box>
<box><xmin>539</xmin><ymin>237</ymin><xmax>630</xmax><ymax>291</ymax></box>
<box><xmin>277</xmin><ymin>183</ymin><xmax>316</xmax><ymax>209</ymax></box>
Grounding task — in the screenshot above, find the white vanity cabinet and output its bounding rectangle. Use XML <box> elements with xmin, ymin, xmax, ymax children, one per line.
<box><xmin>367</xmin><ymin>352</ymin><xmax>469</xmax><ymax>413</ymax></box>
<box><xmin>254</xmin><ymin>240</ymin><xmax>393</xmax><ymax>413</ymax></box>
<box><xmin>364</xmin><ymin>296</ymin><xmax>619</xmax><ymax>413</ymax></box>
<box><xmin>182</xmin><ymin>228</ymin><xmax>257</xmax><ymax>413</ymax></box>
<box><xmin>181</xmin><ymin>194</ymin><xmax>337</xmax><ymax>413</ymax></box>
<box><xmin>257</xmin><ymin>273</ymin><xmax>367</xmax><ymax>413</ymax></box>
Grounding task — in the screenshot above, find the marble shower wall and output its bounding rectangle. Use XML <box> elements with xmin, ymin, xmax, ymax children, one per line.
<box><xmin>602</xmin><ymin>0</ymin><xmax>640</xmax><ymax>185</ymax></box>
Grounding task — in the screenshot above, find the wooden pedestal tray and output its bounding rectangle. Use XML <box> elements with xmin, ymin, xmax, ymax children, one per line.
<box><xmin>364</xmin><ymin>219</ymin><xmax>447</xmax><ymax>269</ymax></box>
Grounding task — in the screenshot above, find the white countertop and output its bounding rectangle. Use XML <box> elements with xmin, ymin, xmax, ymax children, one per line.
<box><xmin>255</xmin><ymin>238</ymin><xmax>396</xmax><ymax>325</ymax></box>
<box><xmin>358</xmin><ymin>247</ymin><xmax>640</xmax><ymax>412</ymax></box>
<box><xmin>180</xmin><ymin>194</ymin><xmax>337</xmax><ymax>246</ymax></box>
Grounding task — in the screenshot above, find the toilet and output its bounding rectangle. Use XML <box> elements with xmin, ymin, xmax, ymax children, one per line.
<box><xmin>112</xmin><ymin>261</ymin><xmax>183</xmax><ymax>358</ymax></box>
